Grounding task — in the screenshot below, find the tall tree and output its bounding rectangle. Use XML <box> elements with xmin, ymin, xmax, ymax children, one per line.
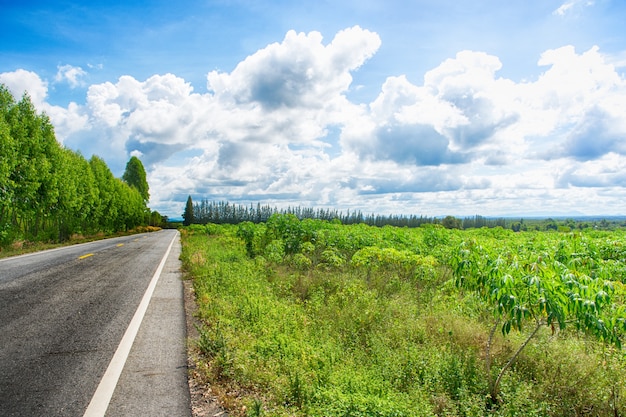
<box><xmin>89</xmin><ymin>156</ymin><xmax>118</xmax><ymax>232</ymax></box>
<box><xmin>183</xmin><ymin>195</ymin><xmax>194</xmax><ymax>226</ymax></box>
<box><xmin>55</xmin><ymin>149</ymin><xmax>97</xmax><ymax>238</ymax></box>
<box><xmin>0</xmin><ymin>105</ymin><xmax>15</xmax><ymax>241</ymax></box>
<box><xmin>8</xmin><ymin>93</ymin><xmax>60</xmax><ymax>239</ymax></box>
<box><xmin>0</xmin><ymin>83</ymin><xmax>157</xmax><ymax>245</ymax></box>
<box><xmin>122</xmin><ymin>156</ymin><xmax>149</xmax><ymax>204</ymax></box>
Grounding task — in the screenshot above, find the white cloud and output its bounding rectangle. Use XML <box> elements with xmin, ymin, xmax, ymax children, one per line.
<box><xmin>207</xmin><ymin>26</ymin><xmax>381</xmax><ymax>111</ymax></box>
<box><xmin>0</xmin><ymin>69</ymin><xmax>88</xmax><ymax>143</ymax></box>
<box><xmin>87</xmin><ymin>63</ymin><xmax>104</xmax><ymax>70</ymax></box>
<box><xmin>78</xmin><ymin>73</ymin><xmax>204</xmax><ymax>165</ymax></box>
<box><xmin>553</xmin><ymin>0</ymin><xmax>595</xmax><ymax>16</ymax></box>
<box><xmin>0</xmin><ymin>69</ymin><xmax>49</xmax><ymax>109</ymax></box>
<box><xmin>3</xmin><ymin>27</ymin><xmax>626</xmax><ymax>217</ymax></box>
<box><xmin>44</xmin><ymin>101</ymin><xmax>89</xmax><ymax>142</ymax></box>
<box><xmin>556</xmin><ymin>152</ymin><xmax>626</xmax><ymax>188</ymax></box>
<box><xmin>342</xmin><ymin>50</ymin><xmax>521</xmax><ymax>167</ymax></box>
<box><xmin>554</xmin><ymin>2</ymin><xmax>575</xmax><ymax>16</ymax></box>
<box><xmin>55</xmin><ymin>64</ymin><xmax>87</xmax><ymax>88</ymax></box>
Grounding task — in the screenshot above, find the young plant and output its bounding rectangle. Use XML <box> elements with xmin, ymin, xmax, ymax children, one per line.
<box><xmin>453</xmin><ymin>237</ymin><xmax>625</xmax><ymax>404</ymax></box>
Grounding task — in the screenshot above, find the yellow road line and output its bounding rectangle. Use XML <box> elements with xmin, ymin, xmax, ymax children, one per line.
<box><xmin>79</xmin><ymin>253</ymin><xmax>94</xmax><ymax>260</ymax></box>
<box><xmin>117</xmin><ymin>243</ymin><xmax>124</xmax><ymax>247</ymax></box>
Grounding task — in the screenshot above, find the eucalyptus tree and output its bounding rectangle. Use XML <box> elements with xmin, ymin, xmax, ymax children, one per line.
<box><xmin>122</xmin><ymin>156</ymin><xmax>149</xmax><ymax>204</ymax></box>
<box><xmin>0</xmin><ymin>83</ymin><xmax>158</xmax><ymax>244</ymax></box>
<box><xmin>54</xmin><ymin>149</ymin><xmax>97</xmax><ymax>238</ymax></box>
<box><xmin>5</xmin><ymin>93</ymin><xmax>61</xmax><ymax>239</ymax></box>
<box><xmin>0</xmin><ymin>108</ymin><xmax>14</xmax><ymax>243</ymax></box>
<box><xmin>89</xmin><ymin>156</ymin><xmax>119</xmax><ymax>232</ymax></box>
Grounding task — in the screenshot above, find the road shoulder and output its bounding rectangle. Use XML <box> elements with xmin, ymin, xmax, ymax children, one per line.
<box><xmin>183</xmin><ymin>271</ymin><xmax>229</xmax><ymax>416</ymax></box>
<box><xmin>105</xmin><ymin>232</ymin><xmax>192</xmax><ymax>416</ymax></box>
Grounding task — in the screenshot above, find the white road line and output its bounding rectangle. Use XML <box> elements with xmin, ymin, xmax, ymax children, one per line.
<box><xmin>83</xmin><ymin>231</ymin><xmax>178</xmax><ymax>417</ymax></box>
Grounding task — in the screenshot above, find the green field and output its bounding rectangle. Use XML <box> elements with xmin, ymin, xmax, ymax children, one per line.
<box><xmin>180</xmin><ymin>215</ymin><xmax>626</xmax><ymax>416</ymax></box>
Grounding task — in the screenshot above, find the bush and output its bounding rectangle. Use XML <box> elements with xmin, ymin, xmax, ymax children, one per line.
<box><xmin>181</xmin><ymin>222</ymin><xmax>626</xmax><ymax>417</ymax></box>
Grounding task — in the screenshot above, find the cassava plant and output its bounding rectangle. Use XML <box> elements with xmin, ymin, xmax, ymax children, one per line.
<box><xmin>453</xmin><ymin>236</ymin><xmax>626</xmax><ymax>405</ymax></box>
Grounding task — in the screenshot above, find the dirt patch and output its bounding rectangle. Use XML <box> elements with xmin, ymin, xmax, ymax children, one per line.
<box><xmin>183</xmin><ymin>279</ymin><xmax>230</xmax><ymax>417</ymax></box>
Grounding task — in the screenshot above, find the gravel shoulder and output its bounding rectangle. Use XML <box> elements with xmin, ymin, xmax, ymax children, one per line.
<box><xmin>183</xmin><ymin>278</ymin><xmax>230</xmax><ymax>417</ymax></box>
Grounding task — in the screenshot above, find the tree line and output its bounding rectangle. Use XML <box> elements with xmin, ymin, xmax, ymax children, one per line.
<box><xmin>183</xmin><ymin>198</ymin><xmax>626</xmax><ymax>231</ymax></box>
<box><xmin>0</xmin><ymin>84</ymin><xmax>164</xmax><ymax>247</ymax></box>
<box><xmin>183</xmin><ymin>197</ymin><xmax>509</xmax><ymax>229</ymax></box>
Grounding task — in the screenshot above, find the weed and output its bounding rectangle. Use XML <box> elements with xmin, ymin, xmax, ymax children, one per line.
<box><xmin>181</xmin><ymin>222</ymin><xmax>626</xmax><ymax>416</ymax></box>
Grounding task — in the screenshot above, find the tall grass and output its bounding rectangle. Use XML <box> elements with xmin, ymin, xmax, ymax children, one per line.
<box><xmin>180</xmin><ymin>222</ymin><xmax>626</xmax><ymax>416</ymax></box>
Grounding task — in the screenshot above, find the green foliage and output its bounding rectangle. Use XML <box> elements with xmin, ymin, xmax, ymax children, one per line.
<box><xmin>0</xmin><ymin>84</ymin><xmax>152</xmax><ymax>247</ymax></box>
<box><xmin>122</xmin><ymin>155</ymin><xmax>149</xmax><ymax>203</ymax></box>
<box><xmin>453</xmin><ymin>229</ymin><xmax>626</xmax><ymax>401</ymax></box>
<box><xmin>237</xmin><ymin>221</ymin><xmax>256</xmax><ymax>257</ymax></box>
<box><xmin>351</xmin><ymin>246</ymin><xmax>437</xmax><ymax>281</ymax></box>
<box><xmin>183</xmin><ymin>195</ymin><xmax>195</xmax><ymax>226</ymax></box>
<box><xmin>265</xmin><ymin>213</ymin><xmax>305</xmax><ymax>254</ymax></box>
<box><xmin>442</xmin><ymin>215</ymin><xmax>462</xmax><ymax>229</ymax></box>
<box><xmin>0</xmin><ymin>93</ymin><xmax>15</xmax><ymax>242</ymax></box>
<box><xmin>181</xmin><ymin>223</ymin><xmax>626</xmax><ymax>416</ymax></box>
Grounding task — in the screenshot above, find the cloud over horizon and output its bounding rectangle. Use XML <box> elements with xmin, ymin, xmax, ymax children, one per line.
<box><xmin>2</xmin><ymin>25</ymin><xmax>626</xmax><ymax>218</ymax></box>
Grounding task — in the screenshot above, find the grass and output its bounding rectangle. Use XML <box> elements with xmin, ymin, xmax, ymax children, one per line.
<box><xmin>181</xmin><ymin>223</ymin><xmax>626</xmax><ymax>417</ymax></box>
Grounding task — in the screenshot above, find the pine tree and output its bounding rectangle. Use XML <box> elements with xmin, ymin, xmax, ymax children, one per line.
<box><xmin>183</xmin><ymin>195</ymin><xmax>194</xmax><ymax>226</ymax></box>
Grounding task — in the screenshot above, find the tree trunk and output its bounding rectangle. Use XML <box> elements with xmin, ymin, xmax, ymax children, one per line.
<box><xmin>491</xmin><ymin>321</ymin><xmax>543</xmax><ymax>401</ymax></box>
<box><xmin>486</xmin><ymin>318</ymin><xmax>500</xmax><ymax>404</ymax></box>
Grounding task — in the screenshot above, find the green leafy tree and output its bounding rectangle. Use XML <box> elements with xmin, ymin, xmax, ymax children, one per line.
<box><xmin>55</xmin><ymin>149</ymin><xmax>97</xmax><ymax>239</ymax></box>
<box><xmin>183</xmin><ymin>195</ymin><xmax>194</xmax><ymax>226</ymax></box>
<box><xmin>442</xmin><ymin>215</ymin><xmax>462</xmax><ymax>229</ymax></box>
<box><xmin>114</xmin><ymin>178</ymin><xmax>146</xmax><ymax>231</ymax></box>
<box><xmin>122</xmin><ymin>156</ymin><xmax>149</xmax><ymax>203</ymax></box>
<box><xmin>89</xmin><ymin>156</ymin><xmax>119</xmax><ymax>232</ymax></box>
<box><xmin>0</xmin><ymin>88</ymin><xmax>16</xmax><ymax>242</ymax></box>
<box><xmin>453</xmin><ymin>237</ymin><xmax>625</xmax><ymax>404</ymax></box>
<box><xmin>0</xmin><ymin>83</ymin><xmax>157</xmax><ymax>244</ymax></box>
<box><xmin>149</xmin><ymin>210</ymin><xmax>166</xmax><ymax>227</ymax></box>
<box><xmin>7</xmin><ymin>93</ymin><xmax>61</xmax><ymax>239</ymax></box>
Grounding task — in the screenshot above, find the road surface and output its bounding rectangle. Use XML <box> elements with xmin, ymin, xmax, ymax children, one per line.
<box><xmin>0</xmin><ymin>230</ymin><xmax>191</xmax><ymax>416</ymax></box>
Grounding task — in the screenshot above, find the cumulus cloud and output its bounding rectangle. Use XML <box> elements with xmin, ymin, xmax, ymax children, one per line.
<box><xmin>76</xmin><ymin>73</ymin><xmax>204</xmax><ymax>167</ymax></box>
<box><xmin>0</xmin><ymin>69</ymin><xmax>88</xmax><ymax>142</ymax></box>
<box><xmin>342</xmin><ymin>51</ymin><xmax>520</xmax><ymax>166</ymax></box>
<box><xmin>207</xmin><ymin>26</ymin><xmax>381</xmax><ymax>110</ymax></box>
<box><xmin>0</xmin><ymin>69</ymin><xmax>49</xmax><ymax>108</ymax></box>
<box><xmin>555</xmin><ymin>153</ymin><xmax>626</xmax><ymax>188</ymax></box>
<box><xmin>55</xmin><ymin>64</ymin><xmax>87</xmax><ymax>88</ymax></box>
<box><xmin>3</xmin><ymin>27</ymin><xmax>626</xmax><ymax>216</ymax></box>
<box><xmin>557</xmin><ymin>107</ymin><xmax>626</xmax><ymax>160</ymax></box>
<box><xmin>527</xmin><ymin>46</ymin><xmax>626</xmax><ymax>161</ymax></box>
<box><xmin>60</xmin><ymin>26</ymin><xmax>381</xmax><ymax>174</ymax></box>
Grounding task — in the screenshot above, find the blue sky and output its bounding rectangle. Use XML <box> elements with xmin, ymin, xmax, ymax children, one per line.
<box><xmin>2</xmin><ymin>0</ymin><xmax>626</xmax><ymax>218</ymax></box>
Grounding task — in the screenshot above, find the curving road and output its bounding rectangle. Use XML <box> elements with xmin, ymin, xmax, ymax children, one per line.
<box><xmin>0</xmin><ymin>229</ymin><xmax>191</xmax><ymax>417</ymax></box>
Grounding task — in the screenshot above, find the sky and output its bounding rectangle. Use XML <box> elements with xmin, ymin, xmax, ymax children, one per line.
<box><xmin>2</xmin><ymin>0</ymin><xmax>626</xmax><ymax>218</ymax></box>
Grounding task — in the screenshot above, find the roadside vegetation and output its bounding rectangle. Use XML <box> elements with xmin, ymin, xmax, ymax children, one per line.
<box><xmin>183</xmin><ymin>197</ymin><xmax>626</xmax><ymax>231</ymax></box>
<box><xmin>181</xmin><ymin>216</ymin><xmax>626</xmax><ymax>416</ymax></box>
<box><xmin>0</xmin><ymin>84</ymin><xmax>166</xmax><ymax>251</ymax></box>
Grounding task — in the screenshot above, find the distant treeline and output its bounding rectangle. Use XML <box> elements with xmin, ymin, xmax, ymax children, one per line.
<box><xmin>185</xmin><ymin>198</ymin><xmax>626</xmax><ymax>231</ymax></box>
<box><xmin>186</xmin><ymin>198</ymin><xmax>508</xmax><ymax>229</ymax></box>
<box><xmin>0</xmin><ymin>84</ymin><xmax>164</xmax><ymax>246</ymax></box>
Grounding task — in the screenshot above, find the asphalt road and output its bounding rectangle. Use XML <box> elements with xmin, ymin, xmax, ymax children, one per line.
<box><xmin>0</xmin><ymin>230</ymin><xmax>191</xmax><ymax>417</ymax></box>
